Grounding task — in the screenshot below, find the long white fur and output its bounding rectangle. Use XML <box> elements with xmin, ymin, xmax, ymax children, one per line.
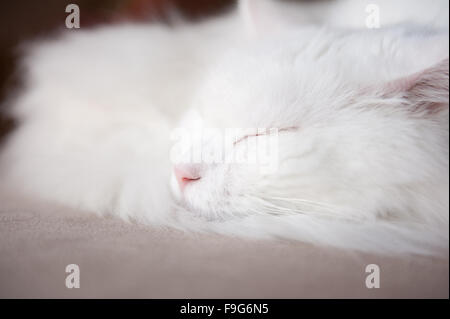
<box><xmin>0</xmin><ymin>0</ymin><xmax>448</xmax><ymax>255</ymax></box>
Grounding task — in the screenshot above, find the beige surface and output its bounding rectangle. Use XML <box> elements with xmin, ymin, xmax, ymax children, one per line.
<box><xmin>0</xmin><ymin>190</ymin><xmax>448</xmax><ymax>299</ymax></box>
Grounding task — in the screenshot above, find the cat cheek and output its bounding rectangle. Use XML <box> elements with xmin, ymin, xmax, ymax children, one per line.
<box><xmin>170</xmin><ymin>172</ymin><xmax>182</xmax><ymax>200</ymax></box>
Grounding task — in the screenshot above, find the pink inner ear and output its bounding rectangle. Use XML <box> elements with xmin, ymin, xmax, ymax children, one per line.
<box><xmin>381</xmin><ymin>58</ymin><xmax>449</xmax><ymax>113</ymax></box>
<box><xmin>384</xmin><ymin>58</ymin><xmax>449</xmax><ymax>94</ymax></box>
<box><xmin>384</xmin><ymin>73</ymin><xmax>422</xmax><ymax>94</ymax></box>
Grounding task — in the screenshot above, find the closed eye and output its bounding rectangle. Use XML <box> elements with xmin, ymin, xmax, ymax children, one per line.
<box><xmin>233</xmin><ymin>127</ymin><xmax>298</xmax><ymax>145</ymax></box>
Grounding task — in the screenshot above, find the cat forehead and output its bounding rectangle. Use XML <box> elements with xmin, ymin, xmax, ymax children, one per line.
<box><xmin>193</xmin><ymin>51</ymin><xmax>346</xmax><ymax>127</ymax></box>
<box><xmin>192</xmin><ymin>27</ymin><xmax>446</xmax><ymax>128</ymax></box>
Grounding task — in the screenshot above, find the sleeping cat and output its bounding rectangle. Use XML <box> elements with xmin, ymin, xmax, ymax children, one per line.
<box><xmin>0</xmin><ymin>0</ymin><xmax>448</xmax><ymax>254</ymax></box>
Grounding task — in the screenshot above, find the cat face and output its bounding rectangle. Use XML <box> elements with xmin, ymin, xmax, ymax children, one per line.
<box><xmin>170</xmin><ymin>36</ymin><xmax>449</xmax><ymax>222</ymax></box>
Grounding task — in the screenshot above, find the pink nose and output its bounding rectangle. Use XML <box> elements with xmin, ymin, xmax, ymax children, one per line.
<box><xmin>174</xmin><ymin>164</ymin><xmax>201</xmax><ymax>191</ymax></box>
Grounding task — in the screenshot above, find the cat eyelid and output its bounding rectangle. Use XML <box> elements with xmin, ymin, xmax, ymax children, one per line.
<box><xmin>233</xmin><ymin>126</ymin><xmax>298</xmax><ymax>145</ymax></box>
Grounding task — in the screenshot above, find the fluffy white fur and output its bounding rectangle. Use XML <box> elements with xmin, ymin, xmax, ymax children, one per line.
<box><xmin>0</xmin><ymin>0</ymin><xmax>448</xmax><ymax>255</ymax></box>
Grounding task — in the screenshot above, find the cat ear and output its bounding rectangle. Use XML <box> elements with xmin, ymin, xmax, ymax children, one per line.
<box><xmin>383</xmin><ymin>58</ymin><xmax>449</xmax><ymax>113</ymax></box>
<box><xmin>238</xmin><ymin>0</ymin><xmax>286</xmax><ymax>37</ymax></box>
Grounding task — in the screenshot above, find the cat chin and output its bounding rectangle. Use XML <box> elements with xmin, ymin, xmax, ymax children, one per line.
<box><xmin>172</xmin><ymin>182</ymin><xmax>246</xmax><ymax>221</ymax></box>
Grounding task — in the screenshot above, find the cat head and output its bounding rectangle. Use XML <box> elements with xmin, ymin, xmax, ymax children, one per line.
<box><xmin>170</xmin><ymin>32</ymin><xmax>448</xmax><ymax>222</ymax></box>
<box><xmin>170</xmin><ymin>2</ymin><xmax>449</xmax><ymax>221</ymax></box>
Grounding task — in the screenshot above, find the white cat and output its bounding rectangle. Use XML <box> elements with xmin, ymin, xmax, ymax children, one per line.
<box><xmin>0</xmin><ymin>0</ymin><xmax>448</xmax><ymax>254</ymax></box>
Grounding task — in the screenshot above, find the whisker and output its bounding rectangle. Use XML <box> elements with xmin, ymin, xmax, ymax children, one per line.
<box><xmin>245</xmin><ymin>194</ymin><xmax>361</xmax><ymax>222</ymax></box>
<box><xmin>265</xmin><ymin>196</ymin><xmax>341</xmax><ymax>211</ymax></box>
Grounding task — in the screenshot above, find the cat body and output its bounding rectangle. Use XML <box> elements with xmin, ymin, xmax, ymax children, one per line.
<box><xmin>1</xmin><ymin>0</ymin><xmax>448</xmax><ymax>254</ymax></box>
